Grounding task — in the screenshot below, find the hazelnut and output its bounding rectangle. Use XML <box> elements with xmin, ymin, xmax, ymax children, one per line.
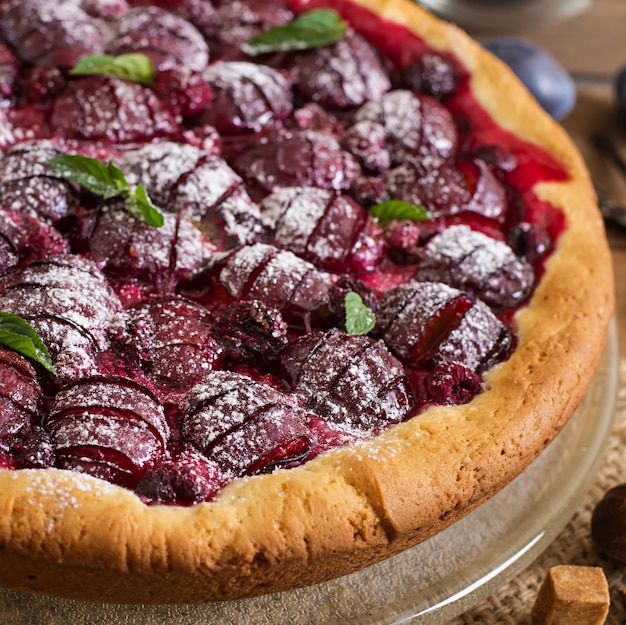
<box><xmin>591</xmin><ymin>483</ymin><xmax>626</xmax><ymax>562</ymax></box>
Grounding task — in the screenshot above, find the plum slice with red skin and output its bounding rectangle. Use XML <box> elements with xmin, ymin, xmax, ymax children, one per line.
<box><xmin>0</xmin><ymin>254</ymin><xmax>122</xmax><ymax>381</ymax></box>
<box><xmin>281</xmin><ymin>329</ymin><xmax>415</xmax><ymax>433</ymax></box>
<box><xmin>122</xmin><ymin>141</ymin><xmax>211</xmax><ymax>209</ymax></box>
<box><xmin>109</xmin><ymin>296</ymin><xmax>223</xmax><ymax>395</ymax></box>
<box><xmin>108</xmin><ymin>6</ymin><xmax>209</xmax><ymax>72</ymax></box>
<box><xmin>0</xmin><ymin>0</ymin><xmax>105</xmax><ymax>69</ymax></box>
<box><xmin>260</xmin><ymin>187</ymin><xmax>386</xmax><ymax>273</ymax></box>
<box><xmin>46</xmin><ymin>376</ymin><xmax>169</xmax><ymax>488</ymax></box>
<box><xmin>0</xmin><ymin>140</ymin><xmax>80</xmax><ymax>224</ymax></box>
<box><xmin>384</xmin><ymin>156</ymin><xmax>508</xmax><ymax>223</ymax></box>
<box><xmin>289</xmin><ymin>30</ymin><xmax>391</xmax><ymax>110</ymax></box>
<box><xmin>417</xmin><ymin>224</ymin><xmax>535</xmax><ymax>310</ymax></box>
<box><xmin>228</xmin><ymin>129</ymin><xmax>361</xmax><ymax>197</ymax></box>
<box><xmin>122</xmin><ymin>142</ymin><xmax>267</xmax><ymax>247</ymax></box>
<box><xmin>355</xmin><ymin>90</ymin><xmax>458</xmax><ymax>165</ymax></box>
<box><xmin>0</xmin><ymin>207</ymin><xmax>69</xmax><ymax>277</ymax></box>
<box><xmin>85</xmin><ymin>204</ymin><xmax>216</xmax><ymax>299</ymax></box>
<box><xmin>341</xmin><ymin>120</ymin><xmax>390</xmax><ymax>174</ymax></box>
<box><xmin>0</xmin><ymin>349</ymin><xmax>42</xmax><ymax>454</ymax></box>
<box><xmin>200</xmin><ymin>61</ymin><xmax>293</xmax><ymax>134</ymax></box>
<box><xmin>51</xmin><ymin>77</ymin><xmax>180</xmax><ymax>144</ymax></box>
<box><xmin>181</xmin><ymin>371</ymin><xmax>313</xmax><ymax>479</ymax></box>
<box><xmin>208</xmin><ymin>0</ymin><xmax>293</xmax><ymax>60</ymax></box>
<box><xmin>377</xmin><ymin>280</ymin><xmax>512</xmax><ymax>372</ymax></box>
<box><xmin>202</xmin><ymin>243</ymin><xmax>333</xmax><ymax>327</ymax></box>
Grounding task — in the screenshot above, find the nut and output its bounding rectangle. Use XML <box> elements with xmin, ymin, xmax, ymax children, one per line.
<box><xmin>591</xmin><ymin>483</ymin><xmax>626</xmax><ymax>562</ymax></box>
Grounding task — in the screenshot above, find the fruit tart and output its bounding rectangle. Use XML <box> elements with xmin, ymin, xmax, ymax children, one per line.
<box><xmin>0</xmin><ymin>0</ymin><xmax>614</xmax><ymax>604</ymax></box>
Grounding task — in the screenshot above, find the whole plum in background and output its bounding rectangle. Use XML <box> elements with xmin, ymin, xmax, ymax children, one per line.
<box><xmin>482</xmin><ymin>37</ymin><xmax>576</xmax><ymax>121</ymax></box>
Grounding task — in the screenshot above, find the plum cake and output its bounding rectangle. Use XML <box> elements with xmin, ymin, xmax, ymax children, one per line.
<box><xmin>0</xmin><ymin>0</ymin><xmax>614</xmax><ymax>604</ymax></box>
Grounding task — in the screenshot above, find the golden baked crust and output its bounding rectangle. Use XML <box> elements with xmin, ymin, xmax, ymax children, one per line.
<box><xmin>0</xmin><ymin>0</ymin><xmax>614</xmax><ymax>603</ymax></box>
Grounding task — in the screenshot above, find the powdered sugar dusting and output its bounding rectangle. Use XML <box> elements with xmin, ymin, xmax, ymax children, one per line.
<box><xmin>261</xmin><ymin>187</ymin><xmax>327</xmax><ymax>254</ymax></box>
<box><xmin>219</xmin><ymin>243</ymin><xmax>272</xmax><ymax>298</ymax></box>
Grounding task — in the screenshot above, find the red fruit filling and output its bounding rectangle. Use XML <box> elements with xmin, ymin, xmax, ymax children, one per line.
<box><xmin>0</xmin><ymin>0</ymin><xmax>569</xmax><ymax>504</ymax></box>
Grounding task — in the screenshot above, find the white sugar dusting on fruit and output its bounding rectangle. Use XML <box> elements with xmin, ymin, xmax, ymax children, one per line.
<box><xmin>249</xmin><ymin>250</ymin><xmax>312</xmax><ymax>304</ymax></box>
<box><xmin>220</xmin><ymin>243</ymin><xmax>272</xmax><ymax>298</ymax></box>
<box><xmin>262</xmin><ymin>187</ymin><xmax>327</xmax><ymax>254</ymax></box>
<box><xmin>424</xmin><ymin>225</ymin><xmax>514</xmax><ymax>279</ymax></box>
<box><xmin>122</xmin><ymin>141</ymin><xmax>204</xmax><ymax>204</ymax></box>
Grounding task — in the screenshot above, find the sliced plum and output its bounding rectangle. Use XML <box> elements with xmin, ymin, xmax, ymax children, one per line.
<box><xmin>181</xmin><ymin>370</ymin><xmax>313</xmax><ymax>479</ymax></box>
<box><xmin>280</xmin><ymin>328</ymin><xmax>414</xmax><ymax>433</ymax></box>
<box><xmin>260</xmin><ymin>186</ymin><xmax>386</xmax><ymax>272</ymax></box>
<box><xmin>46</xmin><ymin>376</ymin><xmax>169</xmax><ymax>488</ymax></box>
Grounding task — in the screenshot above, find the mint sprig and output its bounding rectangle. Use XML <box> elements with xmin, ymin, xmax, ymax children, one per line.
<box><xmin>242</xmin><ymin>9</ymin><xmax>347</xmax><ymax>56</ymax></box>
<box><xmin>369</xmin><ymin>200</ymin><xmax>431</xmax><ymax>225</ymax></box>
<box><xmin>344</xmin><ymin>292</ymin><xmax>376</xmax><ymax>336</ymax></box>
<box><xmin>0</xmin><ymin>312</ymin><xmax>56</xmax><ymax>375</ymax></box>
<box><xmin>69</xmin><ymin>53</ymin><xmax>155</xmax><ymax>86</ymax></box>
<box><xmin>48</xmin><ymin>154</ymin><xmax>164</xmax><ymax>228</ymax></box>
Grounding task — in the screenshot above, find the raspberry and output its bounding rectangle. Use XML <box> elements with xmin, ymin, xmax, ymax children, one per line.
<box><xmin>403</xmin><ymin>53</ymin><xmax>458</xmax><ymax>100</ymax></box>
<box><xmin>14</xmin><ymin>427</ymin><xmax>55</xmax><ymax>469</ymax></box>
<box><xmin>508</xmin><ymin>221</ymin><xmax>552</xmax><ymax>263</ymax></box>
<box><xmin>420</xmin><ymin>361</ymin><xmax>482</xmax><ymax>406</ymax></box>
<box><xmin>328</xmin><ymin>277</ymin><xmax>377</xmax><ymax>325</ymax></box>
<box><xmin>136</xmin><ymin>448</ymin><xmax>223</xmax><ymax>504</ymax></box>
<box><xmin>215</xmin><ymin>299</ymin><xmax>288</xmax><ymax>360</ymax></box>
<box><xmin>21</xmin><ymin>67</ymin><xmax>65</xmax><ymax>103</ymax></box>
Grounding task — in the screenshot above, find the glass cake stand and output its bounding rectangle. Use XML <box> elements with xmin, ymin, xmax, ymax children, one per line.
<box><xmin>0</xmin><ymin>320</ymin><xmax>618</xmax><ymax>625</ymax></box>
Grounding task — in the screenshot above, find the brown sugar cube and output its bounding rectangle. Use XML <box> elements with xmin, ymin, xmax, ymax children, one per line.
<box><xmin>531</xmin><ymin>565</ymin><xmax>610</xmax><ymax>625</ymax></box>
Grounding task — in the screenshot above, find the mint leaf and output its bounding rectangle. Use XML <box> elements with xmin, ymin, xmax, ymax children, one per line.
<box><xmin>242</xmin><ymin>9</ymin><xmax>347</xmax><ymax>56</ymax></box>
<box><xmin>48</xmin><ymin>154</ymin><xmax>164</xmax><ymax>227</ymax></box>
<box><xmin>125</xmin><ymin>184</ymin><xmax>165</xmax><ymax>228</ymax></box>
<box><xmin>344</xmin><ymin>292</ymin><xmax>376</xmax><ymax>336</ymax></box>
<box><xmin>369</xmin><ymin>200</ymin><xmax>431</xmax><ymax>225</ymax></box>
<box><xmin>0</xmin><ymin>312</ymin><xmax>56</xmax><ymax>375</ymax></box>
<box><xmin>48</xmin><ymin>154</ymin><xmax>129</xmax><ymax>199</ymax></box>
<box><xmin>70</xmin><ymin>53</ymin><xmax>155</xmax><ymax>86</ymax></box>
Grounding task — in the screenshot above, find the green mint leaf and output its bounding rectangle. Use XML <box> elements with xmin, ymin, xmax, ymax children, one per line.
<box><xmin>48</xmin><ymin>154</ymin><xmax>164</xmax><ymax>227</ymax></box>
<box><xmin>0</xmin><ymin>312</ymin><xmax>56</xmax><ymax>375</ymax></box>
<box><xmin>48</xmin><ymin>154</ymin><xmax>129</xmax><ymax>200</ymax></box>
<box><xmin>344</xmin><ymin>292</ymin><xmax>376</xmax><ymax>336</ymax></box>
<box><xmin>125</xmin><ymin>184</ymin><xmax>165</xmax><ymax>228</ymax></box>
<box><xmin>369</xmin><ymin>200</ymin><xmax>431</xmax><ymax>225</ymax></box>
<box><xmin>70</xmin><ymin>53</ymin><xmax>155</xmax><ymax>86</ymax></box>
<box><xmin>242</xmin><ymin>9</ymin><xmax>347</xmax><ymax>56</ymax></box>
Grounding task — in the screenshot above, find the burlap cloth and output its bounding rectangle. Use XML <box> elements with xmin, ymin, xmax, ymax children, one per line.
<box><xmin>447</xmin><ymin>356</ymin><xmax>626</xmax><ymax>625</ymax></box>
